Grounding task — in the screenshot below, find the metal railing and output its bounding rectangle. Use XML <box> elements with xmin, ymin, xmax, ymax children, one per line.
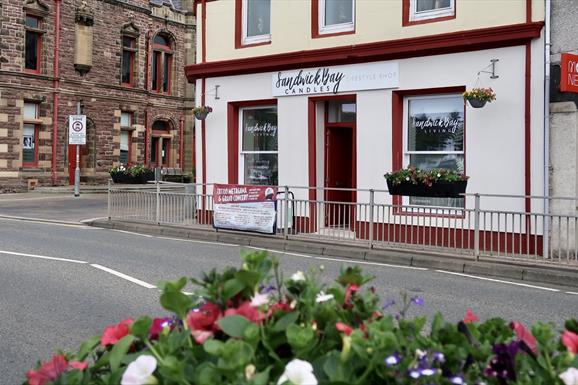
<box><xmin>107</xmin><ymin>181</ymin><xmax>578</xmax><ymax>265</ymax></box>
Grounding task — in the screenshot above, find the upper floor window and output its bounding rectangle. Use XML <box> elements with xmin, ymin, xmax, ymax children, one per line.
<box><xmin>152</xmin><ymin>33</ymin><xmax>173</xmax><ymax>94</ymax></box>
<box><xmin>25</xmin><ymin>15</ymin><xmax>43</xmax><ymax>73</ymax></box>
<box><xmin>319</xmin><ymin>0</ymin><xmax>354</xmax><ymax>35</ymax></box>
<box><xmin>121</xmin><ymin>36</ymin><xmax>137</xmax><ymax>86</ymax></box>
<box><xmin>242</xmin><ymin>0</ymin><xmax>271</xmax><ymax>45</ymax></box>
<box><xmin>408</xmin><ymin>0</ymin><xmax>455</xmax><ymax>23</ymax></box>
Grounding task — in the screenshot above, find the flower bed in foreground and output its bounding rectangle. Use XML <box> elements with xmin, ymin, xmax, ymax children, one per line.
<box><xmin>25</xmin><ymin>252</ymin><xmax>578</xmax><ymax>385</ymax></box>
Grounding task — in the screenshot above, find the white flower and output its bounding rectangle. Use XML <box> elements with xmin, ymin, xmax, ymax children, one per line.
<box><xmin>291</xmin><ymin>271</ymin><xmax>306</xmax><ymax>282</ymax></box>
<box><xmin>121</xmin><ymin>355</ymin><xmax>158</xmax><ymax>385</ymax></box>
<box><xmin>315</xmin><ymin>291</ymin><xmax>334</xmax><ymax>303</ymax></box>
<box><xmin>560</xmin><ymin>368</ymin><xmax>578</xmax><ymax>385</ymax></box>
<box><xmin>437</xmin><ymin>173</ymin><xmax>441</xmax><ymax>178</ymax></box>
<box><xmin>277</xmin><ymin>359</ymin><xmax>318</xmax><ymax>385</ymax></box>
<box><xmin>250</xmin><ymin>292</ymin><xmax>270</xmax><ymax>307</ymax></box>
<box><xmin>416</xmin><ymin>349</ymin><xmax>427</xmax><ymax>359</ymax></box>
<box><xmin>245</xmin><ymin>364</ymin><xmax>256</xmax><ymax>380</ymax></box>
<box><xmin>405</xmin><ymin>176</ymin><xmax>410</xmax><ymax>181</ymax></box>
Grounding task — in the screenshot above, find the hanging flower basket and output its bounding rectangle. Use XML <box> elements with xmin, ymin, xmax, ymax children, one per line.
<box><xmin>384</xmin><ymin>167</ymin><xmax>469</xmax><ymax>198</ymax></box>
<box><xmin>463</xmin><ymin>87</ymin><xmax>496</xmax><ymax>109</ymax></box>
<box><xmin>193</xmin><ymin>106</ymin><xmax>213</xmax><ymax>120</ymax></box>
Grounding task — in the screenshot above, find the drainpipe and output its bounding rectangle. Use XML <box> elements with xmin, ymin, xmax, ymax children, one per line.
<box><xmin>144</xmin><ymin>32</ymin><xmax>150</xmax><ymax>166</ymax></box>
<box><xmin>51</xmin><ymin>0</ymin><xmax>61</xmax><ymax>186</ymax></box>
<box><xmin>543</xmin><ymin>0</ymin><xmax>551</xmax><ymax>258</ymax></box>
<box><xmin>179</xmin><ymin>116</ymin><xmax>184</xmax><ymax>170</ymax></box>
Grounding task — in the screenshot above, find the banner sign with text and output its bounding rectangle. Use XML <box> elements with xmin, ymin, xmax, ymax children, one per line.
<box><xmin>272</xmin><ymin>61</ymin><xmax>399</xmax><ymax>97</ymax></box>
<box><xmin>213</xmin><ymin>184</ymin><xmax>278</xmax><ymax>234</ymax></box>
<box><xmin>561</xmin><ymin>53</ymin><xmax>578</xmax><ymax>93</ymax></box>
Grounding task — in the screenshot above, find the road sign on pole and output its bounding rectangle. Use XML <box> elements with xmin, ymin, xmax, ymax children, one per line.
<box><xmin>68</xmin><ymin>115</ymin><xmax>86</xmax><ymax>145</ymax></box>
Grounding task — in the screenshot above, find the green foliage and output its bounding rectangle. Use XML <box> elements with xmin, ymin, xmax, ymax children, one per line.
<box><xmin>384</xmin><ymin>166</ymin><xmax>469</xmax><ymax>186</ymax></box>
<box><xmin>24</xmin><ymin>252</ymin><xmax>578</xmax><ymax>385</ymax></box>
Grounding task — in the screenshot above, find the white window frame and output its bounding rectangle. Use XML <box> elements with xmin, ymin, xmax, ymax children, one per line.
<box><xmin>319</xmin><ymin>0</ymin><xmax>355</xmax><ymax>35</ymax></box>
<box><xmin>409</xmin><ymin>0</ymin><xmax>455</xmax><ymax>23</ymax></box>
<box><xmin>242</xmin><ymin>0</ymin><xmax>271</xmax><ymax>45</ymax></box>
<box><xmin>402</xmin><ymin>93</ymin><xmax>465</xmax><ymax>209</ymax></box>
<box><xmin>238</xmin><ymin>105</ymin><xmax>278</xmax><ymax>185</ymax></box>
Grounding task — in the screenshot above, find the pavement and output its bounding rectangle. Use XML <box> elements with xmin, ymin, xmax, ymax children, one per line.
<box><xmin>3</xmin><ymin>187</ymin><xmax>578</xmax><ymax>290</ymax></box>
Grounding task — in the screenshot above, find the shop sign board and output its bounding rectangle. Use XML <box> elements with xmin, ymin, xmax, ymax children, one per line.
<box><xmin>561</xmin><ymin>53</ymin><xmax>578</xmax><ymax>93</ymax></box>
<box><xmin>68</xmin><ymin>115</ymin><xmax>86</xmax><ymax>145</ymax></box>
<box><xmin>273</xmin><ymin>61</ymin><xmax>399</xmax><ymax>97</ymax></box>
<box><xmin>213</xmin><ymin>184</ymin><xmax>278</xmax><ymax>234</ymax></box>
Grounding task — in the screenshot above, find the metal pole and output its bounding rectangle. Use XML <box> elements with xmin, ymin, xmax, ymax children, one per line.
<box><xmin>74</xmin><ymin>102</ymin><xmax>81</xmax><ymax>197</ymax></box>
<box><xmin>107</xmin><ymin>179</ymin><xmax>111</xmax><ymax>220</ymax></box>
<box><xmin>474</xmin><ymin>193</ymin><xmax>480</xmax><ymax>260</ymax></box>
<box><xmin>283</xmin><ymin>185</ymin><xmax>289</xmax><ymax>239</ymax></box>
<box><xmin>368</xmin><ymin>189</ymin><xmax>375</xmax><ymax>249</ymax></box>
<box><xmin>156</xmin><ymin>181</ymin><xmax>160</xmax><ymax>224</ymax></box>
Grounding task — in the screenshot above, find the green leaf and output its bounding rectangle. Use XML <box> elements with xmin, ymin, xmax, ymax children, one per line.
<box><xmin>236</xmin><ymin>270</ymin><xmax>262</xmax><ymax>289</ymax></box>
<box><xmin>249</xmin><ymin>367</ymin><xmax>271</xmax><ymax>385</ymax></box>
<box><xmin>131</xmin><ymin>316</ymin><xmax>152</xmax><ymax>340</ymax></box>
<box><xmin>218</xmin><ymin>339</ymin><xmax>254</xmax><ymax>370</ymax></box>
<box><xmin>109</xmin><ymin>335</ymin><xmax>135</xmax><ymax>372</ymax></box>
<box><xmin>430</xmin><ymin>312</ymin><xmax>445</xmax><ymax>337</ymax></box>
<box><xmin>158</xmin><ymin>277</ymin><xmax>188</xmax><ymax>292</ymax></box>
<box><xmin>273</xmin><ymin>311</ymin><xmax>299</xmax><ymax>333</ymax></box>
<box><xmin>194</xmin><ymin>362</ymin><xmax>221</xmax><ymax>385</ymax></box>
<box><xmin>222</xmin><ymin>278</ymin><xmax>245</xmax><ymax>301</ymax></box>
<box><xmin>76</xmin><ymin>335</ymin><xmax>100</xmax><ymax>361</ymax></box>
<box><xmin>204</xmin><ymin>339</ymin><xmax>224</xmax><ymax>356</ymax></box>
<box><xmin>160</xmin><ymin>290</ymin><xmax>193</xmax><ymax>319</ymax></box>
<box><xmin>323</xmin><ymin>351</ymin><xmax>350</xmax><ymax>382</ymax></box>
<box><xmin>218</xmin><ymin>315</ymin><xmax>252</xmax><ymax>338</ymax></box>
<box><xmin>286</xmin><ymin>323</ymin><xmax>315</xmax><ymax>351</ymax></box>
<box><xmin>243</xmin><ymin>323</ymin><xmax>260</xmax><ymax>343</ymax></box>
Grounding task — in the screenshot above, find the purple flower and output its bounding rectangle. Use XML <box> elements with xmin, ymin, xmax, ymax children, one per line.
<box><xmin>258</xmin><ymin>284</ymin><xmax>276</xmax><ymax>294</ymax></box>
<box><xmin>449</xmin><ymin>376</ymin><xmax>465</xmax><ymax>385</ymax></box>
<box><xmin>384</xmin><ymin>353</ymin><xmax>400</xmax><ymax>367</ymax></box>
<box><xmin>382</xmin><ymin>299</ymin><xmax>395</xmax><ymax>310</ymax></box>
<box><xmin>484</xmin><ymin>342</ymin><xmax>519</xmax><ymax>382</ymax></box>
<box><xmin>408</xmin><ymin>369</ymin><xmax>421</xmax><ymax>379</ymax></box>
<box><xmin>432</xmin><ymin>352</ymin><xmax>445</xmax><ymax>363</ymax></box>
<box><xmin>411</xmin><ymin>296</ymin><xmax>424</xmax><ymax>306</ymax></box>
<box><xmin>420</xmin><ymin>368</ymin><xmax>436</xmax><ymax>376</ymax></box>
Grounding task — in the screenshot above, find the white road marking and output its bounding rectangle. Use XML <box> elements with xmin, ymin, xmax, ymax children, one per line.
<box><xmin>0</xmin><ymin>216</ymin><xmax>89</xmax><ymax>228</ymax></box>
<box><xmin>112</xmin><ymin>230</ymin><xmax>154</xmax><ymax>237</ymax></box>
<box><xmin>565</xmin><ymin>291</ymin><xmax>578</xmax><ymax>296</ymax></box>
<box><xmin>90</xmin><ymin>264</ymin><xmax>156</xmax><ymax>289</ymax></box>
<box><xmin>155</xmin><ymin>236</ymin><xmax>238</xmax><ymax>247</ymax></box>
<box><xmin>0</xmin><ymin>250</ymin><xmax>88</xmax><ymax>264</ymax></box>
<box><xmin>80</xmin><ymin>217</ymin><xmax>108</xmax><ymax>224</ymax></box>
<box><xmin>245</xmin><ymin>246</ymin><xmax>429</xmax><ymax>271</ymax></box>
<box><xmin>435</xmin><ymin>270</ymin><xmax>560</xmax><ymax>292</ymax></box>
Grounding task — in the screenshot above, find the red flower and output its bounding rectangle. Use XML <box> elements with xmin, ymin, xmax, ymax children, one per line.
<box><xmin>225</xmin><ymin>301</ymin><xmax>267</xmax><ymax>324</ymax></box>
<box><xmin>186</xmin><ymin>302</ymin><xmax>222</xmax><ymax>344</ymax></box>
<box><xmin>562</xmin><ymin>330</ymin><xmax>578</xmax><ymax>354</ymax></box>
<box><xmin>336</xmin><ymin>322</ymin><xmax>353</xmax><ymax>336</ymax></box>
<box><xmin>270</xmin><ymin>301</ymin><xmax>292</xmax><ymax>314</ymax></box>
<box><xmin>26</xmin><ymin>355</ymin><xmax>68</xmax><ymax>385</ymax></box>
<box><xmin>463</xmin><ymin>308</ymin><xmax>479</xmax><ymax>324</ymax></box>
<box><xmin>510</xmin><ymin>321</ymin><xmax>538</xmax><ymax>353</ymax></box>
<box><xmin>100</xmin><ymin>318</ymin><xmax>133</xmax><ymax>346</ymax></box>
<box><xmin>69</xmin><ymin>361</ymin><xmax>88</xmax><ymax>371</ymax></box>
<box><xmin>150</xmin><ymin>317</ymin><xmax>172</xmax><ymax>339</ymax></box>
<box><xmin>344</xmin><ymin>284</ymin><xmax>359</xmax><ymax>307</ymax></box>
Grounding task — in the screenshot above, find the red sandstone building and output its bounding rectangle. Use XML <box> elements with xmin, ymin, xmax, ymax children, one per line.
<box><xmin>0</xmin><ymin>0</ymin><xmax>195</xmax><ymax>190</ymax></box>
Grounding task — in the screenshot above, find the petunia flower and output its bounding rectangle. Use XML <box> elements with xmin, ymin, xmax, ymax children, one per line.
<box><xmin>560</xmin><ymin>367</ymin><xmax>578</xmax><ymax>385</ymax></box>
<box><xmin>315</xmin><ymin>291</ymin><xmax>334</xmax><ymax>303</ymax></box>
<box><xmin>290</xmin><ymin>271</ymin><xmax>306</xmax><ymax>282</ymax></box>
<box><xmin>186</xmin><ymin>302</ymin><xmax>222</xmax><ymax>344</ymax></box>
<box><xmin>411</xmin><ymin>296</ymin><xmax>424</xmax><ymax>306</ymax></box>
<box><xmin>26</xmin><ymin>355</ymin><xmax>68</xmax><ymax>385</ymax></box>
<box><xmin>101</xmin><ymin>318</ymin><xmax>134</xmax><ymax>346</ymax></box>
<box><xmin>463</xmin><ymin>308</ymin><xmax>479</xmax><ymax>324</ymax></box>
<box><xmin>250</xmin><ymin>292</ymin><xmax>271</xmax><ymax>308</ymax></box>
<box><xmin>277</xmin><ymin>359</ymin><xmax>318</xmax><ymax>385</ymax></box>
<box><xmin>510</xmin><ymin>321</ymin><xmax>538</xmax><ymax>353</ymax></box>
<box><xmin>449</xmin><ymin>375</ymin><xmax>465</xmax><ymax>385</ymax></box>
<box><xmin>69</xmin><ymin>361</ymin><xmax>88</xmax><ymax>371</ymax></box>
<box><xmin>336</xmin><ymin>322</ymin><xmax>353</xmax><ymax>336</ymax></box>
<box><xmin>225</xmin><ymin>301</ymin><xmax>268</xmax><ymax>324</ymax></box>
<box><xmin>563</xmin><ymin>331</ymin><xmax>578</xmax><ymax>354</ymax></box>
<box><xmin>384</xmin><ymin>353</ymin><xmax>400</xmax><ymax>367</ymax></box>
<box><xmin>121</xmin><ymin>355</ymin><xmax>158</xmax><ymax>385</ymax></box>
<box><xmin>344</xmin><ymin>284</ymin><xmax>359</xmax><ymax>307</ymax></box>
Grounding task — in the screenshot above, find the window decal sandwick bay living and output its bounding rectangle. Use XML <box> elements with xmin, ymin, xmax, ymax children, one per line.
<box><xmin>272</xmin><ymin>62</ymin><xmax>399</xmax><ymax>97</ymax></box>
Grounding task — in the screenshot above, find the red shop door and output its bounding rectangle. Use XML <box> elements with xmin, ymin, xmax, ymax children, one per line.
<box><xmin>324</xmin><ymin>126</ymin><xmax>354</xmax><ymax>227</ymax></box>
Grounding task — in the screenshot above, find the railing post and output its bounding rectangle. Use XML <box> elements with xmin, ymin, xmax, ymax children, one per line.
<box><xmin>156</xmin><ymin>181</ymin><xmax>160</xmax><ymax>225</ymax></box>
<box><xmin>368</xmin><ymin>189</ymin><xmax>375</xmax><ymax>249</ymax></box>
<box><xmin>474</xmin><ymin>193</ymin><xmax>480</xmax><ymax>260</ymax></box>
<box><xmin>107</xmin><ymin>179</ymin><xmax>111</xmax><ymax>220</ymax></box>
<box><xmin>283</xmin><ymin>186</ymin><xmax>290</xmax><ymax>239</ymax></box>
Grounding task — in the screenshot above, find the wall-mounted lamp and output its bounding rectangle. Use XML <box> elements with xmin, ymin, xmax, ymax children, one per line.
<box><xmin>203</xmin><ymin>85</ymin><xmax>220</xmax><ymax>100</ymax></box>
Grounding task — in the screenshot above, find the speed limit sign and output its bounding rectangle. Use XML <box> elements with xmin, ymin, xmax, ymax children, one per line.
<box><xmin>69</xmin><ymin>115</ymin><xmax>86</xmax><ymax>145</ymax></box>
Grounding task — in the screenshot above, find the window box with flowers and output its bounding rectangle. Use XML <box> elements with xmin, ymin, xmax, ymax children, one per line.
<box><xmin>193</xmin><ymin>105</ymin><xmax>213</xmax><ymax>120</ymax></box>
<box><xmin>109</xmin><ymin>164</ymin><xmax>154</xmax><ymax>184</ymax></box>
<box><xmin>384</xmin><ymin>167</ymin><xmax>468</xmax><ymax>197</ymax></box>
<box><xmin>463</xmin><ymin>87</ymin><xmax>496</xmax><ymax>108</ymax></box>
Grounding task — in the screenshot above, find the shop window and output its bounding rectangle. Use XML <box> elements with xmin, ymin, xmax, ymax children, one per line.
<box><xmin>318</xmin><ymin>0</ymin><xmax>354</xmax><ymax>35</ymax></box>
<box><xmin>151</xmin><ymin>120</ymin><xmax>170</xmax><ymax>167</ymax></box>
<box><xmin>241</xmin><ymin>0</ymin><xmax>271</xmax><ymax>46</ymax></box>
<box><xmin>407</xmin><ymin>0</ymin><xmax>455</xmax><ymax>23</ymax></box>
<box><xmin>23</xmin><ymin>102</ymin><xmax>39</xmax><ymax>166</ymax></box>
<box><xmin>239</xmin><ymin>106</ymin><xmax>278</xmax><ymax>186</ymax></box>
<box><xmin>404</xmin><ymin>94</ymin><xmax>464</xmax><ymax>207</ymax></box>
<box><xmin>120</xmin><ymin>112</ymin><xmax>133</xmax><ymax>164</ymax></box>
<box><xmin>121</xmin><ymin>36</ymin><xmax>136</xmax><ymax>86</ymax></box>
<box><xmin>327</xmin><ymin>101</ymin><xmax>356</xmax><ymax>123</ymax></box>
<box><xmin>25</xmin><ymin>15</ymin><xmax>43</xmax><ymax>73</ymax></box>
<box><xmin>151</xmin><ymin>33</ymin><xmax>173</xmax><ymax>94</ymax></box>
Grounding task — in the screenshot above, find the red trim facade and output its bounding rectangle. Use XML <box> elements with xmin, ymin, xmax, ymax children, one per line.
<box><xmin>186</xmin><ymin>22</ymin><xmax>543</xmax><ymax>81</ymax></box>
<box><xmin>402</xmin><ymin>0</ymin><xmax>457</xmax><ymax>27</ymax></box>
<box><xmin>234</xmin><ymin>0</ymin><xmax>272</xmax><ymax>49</ymax></box>
<box><xmin>311</xmin><ymin>0</ymin><xmax>356</xmax><ymax>39</ymax></box>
